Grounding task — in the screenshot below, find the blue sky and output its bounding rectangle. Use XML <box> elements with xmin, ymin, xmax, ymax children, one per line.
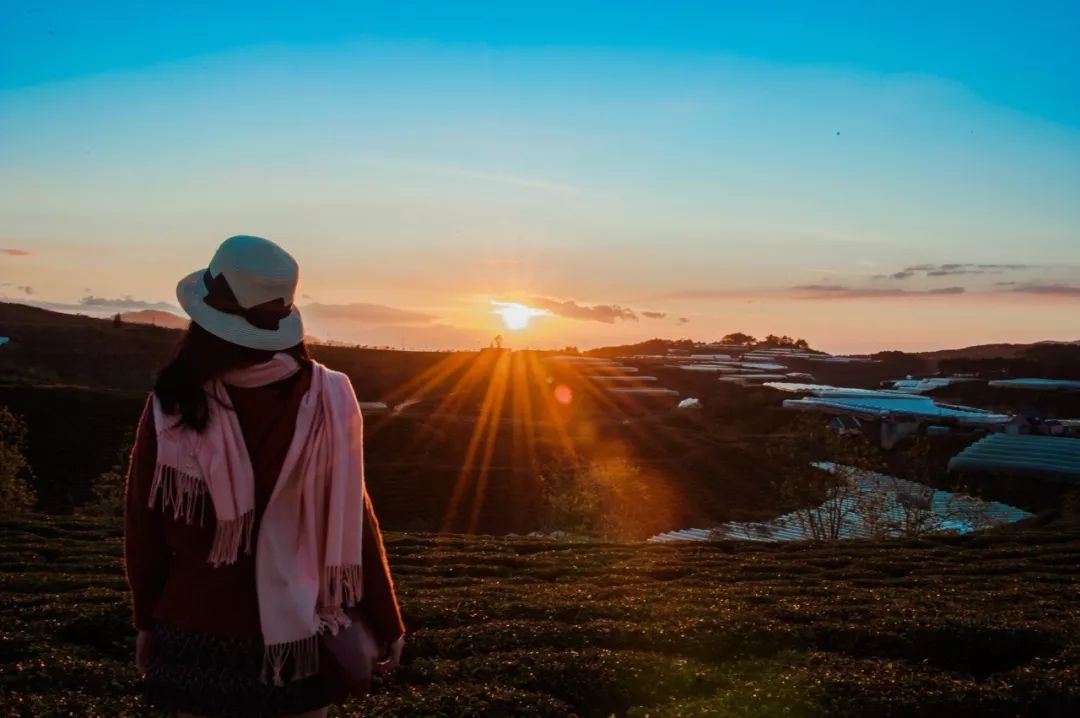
<box><xmin>2</xmin><ymin>1</ymin><xmax>1079</xmax><ymax>351</ymax></box>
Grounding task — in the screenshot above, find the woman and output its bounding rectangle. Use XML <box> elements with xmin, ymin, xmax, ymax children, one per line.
<box><xmin>125</xmin><ymin>235</ymin><xmax>405</xmax><ymax>718</ymax></box>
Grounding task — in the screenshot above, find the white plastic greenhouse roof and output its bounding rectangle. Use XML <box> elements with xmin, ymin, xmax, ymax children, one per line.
<box><xmin>763</xmin><ymin>382</ymin><xmax>918</xmax><ymax>398</ymax></box>
<box><xmin>782</xmin><ymin>395</ymin><xmax>1011</xmax><ymax>425</ymax></box>
<box><xmin>606</xmin><ymin>387</ymin><xmax>679</xmax><ymax>396</ymax></box>
<box><xmin>650</xmin><ymin>465</ymin><xmax>1032</xmax><ymax>543</ymax></box>
<box><xmin>948</xmin><ymin>434</ymin><xmax>1080</xmax><ymax>482</ymax></box>
<box><xmin>891</xmin><ymin>377</ymin><xmax>979</xmax><ymax>393</ymax></box>
<box><xmin>987</xmin><ymin>378</ymin><xmax>1080</xmax><ymax>391</ymax></box>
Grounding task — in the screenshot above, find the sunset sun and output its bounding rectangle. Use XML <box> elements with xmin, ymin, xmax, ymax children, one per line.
<box><xmin>491</xmin><ymin>301</ymin><xmax>550</xmax><ymax>331</ymax></box>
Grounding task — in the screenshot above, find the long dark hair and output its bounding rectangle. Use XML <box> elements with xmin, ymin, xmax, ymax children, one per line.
<box><xmin>154</xmin><ymin>322</ymin><xmax>310</xmax><ymax>432</ymax></box>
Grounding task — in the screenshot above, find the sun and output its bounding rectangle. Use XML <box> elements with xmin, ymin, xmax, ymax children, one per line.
<box><xmin>491</xmin><ymin>301</ymin><xmax>550</xmax><ymax>331</ymax></box>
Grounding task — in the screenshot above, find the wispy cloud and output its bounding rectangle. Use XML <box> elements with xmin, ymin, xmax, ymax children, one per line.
<box><xmin>872</xmin><ymin>270</ymin><xmax>916</xmax><ymax>280</ymax></box>
<box><xmin>792</xmin><ymin>284</ymin><xmax>966</xmax><ymax>299</ymax></box>
<box><xmin>641</xmin><ymin>310</ymin><xmax>667</xmax><ymax>319</ymax></box>
<box><xmin>529</xmin><ymin>297</ymin><xmax>638</xmax><ymax>323</ymax></box>
<box><xmin>303</xmin><ymin>302</ymin><xmax>439</xmax><ymax>324</ymax></box>
<box><xmin>1009</xmin><ymin>283</ymin><xmax>1080</xmax><ymax>296</ymax></box>
<box><xmin>677</xmin><ymin>317</ymin><xmax>690</xmax><ymax>325</ymax></box>
<box><xmin>0</xmin><ymin>248</ymin><xmax>32</xmax><ymax>256</ymax></box>
<box><xmin>16</xmin><ymin>285</ymin><xmax>33</xmax><ymax>295</ymax></box>
<box><xmin>875</xmin><ymin>263</ymin><xmax>1033</xmax><ymax>280</ymax></box>
<box><xmin>80</xmin><ymin>295</ymin><xmax>176</xmax><ymax>310</ymax></box>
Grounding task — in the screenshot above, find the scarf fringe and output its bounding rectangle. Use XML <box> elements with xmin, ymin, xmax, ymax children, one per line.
<box><xmin>208</xmin><ymin>510</ymin><xmax>255</xmax><ymax>567</ymax></box>
<box><xmin>148</xmin><ymin>463</ymin><xmax>207</xmax><ymax>526</ymax></box>
<box><xmin>324</xmin><ymin>563</ymin><xmax>364</xmax><ymax>608</ymax></box>
<box><xmin>261</xmin><ymin>634</ymin><xmax>319</xmax><ymax>687</ymax></box>
<box><xmin>149</xmin><ymin>462</ymin><xmax>253</xmax><ymax>566</ymax></box>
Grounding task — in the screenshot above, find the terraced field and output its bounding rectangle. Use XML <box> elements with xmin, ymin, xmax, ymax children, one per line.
<box><xmin>2</xmin><ymin>516</ymin><xmax>1080</xmax><ymax>717</ymax></box>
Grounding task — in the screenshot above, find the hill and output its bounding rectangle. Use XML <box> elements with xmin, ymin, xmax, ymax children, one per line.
<box><xmin>2</xmin><ymin>514</ymin><xmax>1078</xmax><ymax>717</ymax></box>
<box><xmin>2</xmin><ymin>301</ymin><xmax>1076</xmax><ymax>534</ymax></box>
<box><xmin>0</xmin><ymin>302</ymin><xmax>802</xmax><ymax>532</ymax></box>
<box><xmin>118</xmin><ymin>309</ymin><xmax>189</xmax><ymax>330</ymax></box>
<box><xmin>919</xmin><ymin>341</ymin><xmax>1080</xmax><ymax>362</ymax></box>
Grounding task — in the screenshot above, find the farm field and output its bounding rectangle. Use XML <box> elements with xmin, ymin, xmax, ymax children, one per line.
<box><xmin>2</xmin><ymin>515</ymin><xmax>1079</xmax><ymax>717</ymax></box>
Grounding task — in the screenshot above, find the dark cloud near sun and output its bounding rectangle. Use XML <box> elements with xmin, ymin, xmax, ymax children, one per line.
<box><xmin>0</xmin><ymin>248</ymin><xmax>32</xmax><ymax>256</ymax></box>
<box><xmin>529</xmin><ymin>297</ymin><xmax>639</xmax><ymax>323</ymax></box>
<box><xmin>302</xmin><ymin>302</ymin><xmax>438</xmax><ymax>324</ymax></box>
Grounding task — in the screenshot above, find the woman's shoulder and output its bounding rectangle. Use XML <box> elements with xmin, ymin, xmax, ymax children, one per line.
<box><xmin>311</xmin><ymin>361</ymin><xmax>357</xmax><ymax>395</ymax></box>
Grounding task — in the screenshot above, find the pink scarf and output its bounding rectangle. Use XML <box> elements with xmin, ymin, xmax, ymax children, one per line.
<box><xmin>149</xmin><ymin>353</ymin><xmax>366</xmax><ymax>684</ymax></box>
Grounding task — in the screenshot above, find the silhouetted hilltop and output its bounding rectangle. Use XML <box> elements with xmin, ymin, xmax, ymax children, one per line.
<box><xmin>918</xmin><ymin>340</ymin><xmax>1080</xmax><ymax>362</ymax></box>
<box><xmin>118</xmin><ymin>308</ymin><xmax>190</xmax><ymax>330</ymax></box>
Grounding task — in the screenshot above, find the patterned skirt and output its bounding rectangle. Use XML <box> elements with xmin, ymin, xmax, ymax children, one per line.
<box><xmin>145</xmin><ymin>623</ymin><xmax>330</xmax><ymax>718</ymax></box>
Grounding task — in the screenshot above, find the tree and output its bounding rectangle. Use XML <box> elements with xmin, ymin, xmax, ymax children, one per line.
<box><xmin>768</xmin><ymin>425</ymin><xmax>1000</xmax><ymax>540</ymax></box>
<box><xmin>0</xmin><ymin>406</ymin><xmax>36</xmax><ymax>513</ymax></box>
<box><xmin>767</xmin><ymin>415</ymin><xmax>886</xmax><ymax>540</ymax></box>
<box><xmin>112</xmin><ymin>312</ymin><xmax>124</xmax><ymax>328</ymax></box>
<box><xmin>721</xmin><ymin>332</ymin><xmax>757</xmax><ymax>346</ymax></box>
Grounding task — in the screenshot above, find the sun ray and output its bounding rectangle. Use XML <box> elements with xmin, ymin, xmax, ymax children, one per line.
<box><xmin>441</xmin><ymin>350</ymin><xmax>512</xmax><ymax>532</ymax></box>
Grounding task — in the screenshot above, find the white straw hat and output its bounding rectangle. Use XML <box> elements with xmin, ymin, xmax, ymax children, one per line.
<box><xmin>176</xmin><ymin>235</ymin><xmax>305</xmax><ymax>351</ymax></box>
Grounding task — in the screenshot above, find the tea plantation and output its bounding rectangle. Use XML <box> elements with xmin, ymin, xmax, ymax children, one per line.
<box><xmin>2</xmin><ymin>515</ymin><xmax>1079</xmax><ymax>717</ymax></box>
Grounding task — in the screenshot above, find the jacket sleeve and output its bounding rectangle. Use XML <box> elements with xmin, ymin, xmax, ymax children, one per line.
<box><xmin>124</xmin><ymin>396</ymin><xmax>171</xmax><ymax>631</ymax></box>
<box><xmin>358</xmin><ymin>487</ymin><xmax>405</xmax><ymax>645</ymax></box>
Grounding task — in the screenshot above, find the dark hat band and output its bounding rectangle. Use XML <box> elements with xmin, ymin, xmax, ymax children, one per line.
<box><xmin>202</xmin><ymin>270</ymin><xmax>293</xmax><ymax>331</ymax></box>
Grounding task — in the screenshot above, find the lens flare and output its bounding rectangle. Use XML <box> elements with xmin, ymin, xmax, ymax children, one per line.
<box><xmin>554</xmin><ymin>384</ymin><xmax>573</xmax><ymax>405</ymax></box>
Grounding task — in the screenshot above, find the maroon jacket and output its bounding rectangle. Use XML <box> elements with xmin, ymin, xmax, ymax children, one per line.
<box><xmin>124</xmin><ymin>363</ymin><xmax>405</xmax><ymax>647</ymax></box>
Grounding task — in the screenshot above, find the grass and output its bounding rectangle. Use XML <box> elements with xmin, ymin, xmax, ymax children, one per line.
<box><xmin>2</xmin><ymin>515</ymin><xmax>1080</xmax><ymax>716</ymax></box>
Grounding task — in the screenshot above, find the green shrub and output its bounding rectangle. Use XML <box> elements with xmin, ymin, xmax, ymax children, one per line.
<box><xmin>0</xmin><ymin>406</ymin><xmax>35</xmax><ymax>513</ymax></box>
<box><xmin>81</xmin><ymin>433</ymin><xmax>132</xmax><ymax>517</ymax></box>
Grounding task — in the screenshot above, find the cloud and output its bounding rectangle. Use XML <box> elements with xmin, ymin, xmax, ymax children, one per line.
<box><xmin>16</xmin><ymin>285</ymin><xmax>33</xmax><ymax>295</ymax></box>
<box><xmin>677</xmin><ymin>317</ymin><xmax>690</xmax><ymax>325</ymax></box>
<box><xmin>528</xmin><ymin>297</ymin><xmax>638</xmax><ymax>323</ymax></box>
<box><xmin>868</xmin><ymin>268</ymin><xmax>920</xmax><ymax>280</ymax></box>
<box><xmin>792</xmin><ymin>284</ymin><xmax>966</xmax><ymax>299</ymax></box>
<box><xmin>80</xmin><ymin>295</ymin><xmax>176</xmax><ymax>310</ymax></box>
<box><xmin>875</xmin><ymin>263</ymin><xmax>1034</xmax><ymax>280</ymax></box>
<box><xmin>927</xmin><ymin>269</ymin><xmax>986</xmax><ymax>277</ymax></box>
<box><xmin>1009</xmin><ymin>284</ymin><xmax>1080</xmax><ymax>296</ymax></box>
<box><xmin>641</xmin><ymin>311</ymin><xmax>667</xmax><ymax>320</ymax></box>
<box><xmin>303</xmin><ymin>302</ymin><xmax>438</xmax><ymax>324</ymax></box>
<box><xmin>1</xmin><ymin>248</ymin><xmax>32</xmax><ymax>256</ymax></box>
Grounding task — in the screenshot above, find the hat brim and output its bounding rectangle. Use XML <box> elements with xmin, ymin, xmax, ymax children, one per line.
<box><xmin>176</xmin><ymin>269</ymin><xmax>305</xmax><ymax>351</ymax></box>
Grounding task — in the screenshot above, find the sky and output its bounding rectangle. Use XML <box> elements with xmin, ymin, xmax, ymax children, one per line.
<box><xmin>2</xmin><ymin>1</ymin><xmax>1079</xmax><ymax>353</ymax></box>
